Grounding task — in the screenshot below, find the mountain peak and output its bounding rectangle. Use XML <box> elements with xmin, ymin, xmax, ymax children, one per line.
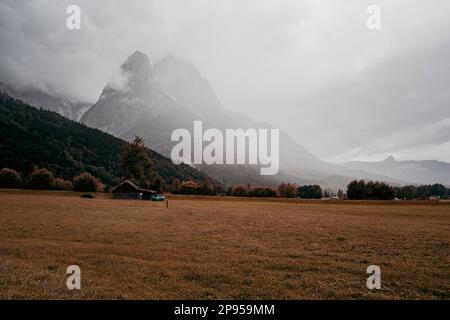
<box><xmin>155</xmin><ymin>55</ymin><xmax>200</xmax><ymax>77</ymax></box>
<box><xmin>116</xmin><ymin>50</ymin><xmax>153</xmax><ymax>94</ymax></box>
<box><xmin>153</xmin><ymin>55</ymin><xmax>222</xmax><ymax>112</ymax></box>
<box><xmin>129</xmin><ymin>50</ymin><xmax>149</xmax><ymax>61</ymax></box>
<box><xmin>121</xmin><ymin>50</ymin><xmax>152</xmax><ymax>74</ymax></box>
<box><xmin>383</xmin><ymin>155</ymin><xmax>396</xmax><ymax>162</ymax></box>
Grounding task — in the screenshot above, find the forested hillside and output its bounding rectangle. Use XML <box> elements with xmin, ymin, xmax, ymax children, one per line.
<box><xmin>0</xmin><ymin>93</ymin><xmax>212</xmax><ymax>186</ymax></box>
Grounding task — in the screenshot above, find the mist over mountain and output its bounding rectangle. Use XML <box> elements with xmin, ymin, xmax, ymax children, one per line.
<box><xmin>2</xmin><ymin>1</ymin><xmax>450</xmax><ymax>166</ymax></box>
<box><xmin>153</xmin><ymin>55</ymin><xmax>222</xmax><ymax>117</ymax></box>
<box><xmin>81</xmin><ymin>52</ymin><xmax>277</xmax><ymax>186</ymax></box>
<box><xmin>0</xmin><ymin>81</ymin><xmax>90</xmax><ymax>121</ymax></box>
<box><xmin>3</xmin><ymin>49</ymin><xmax>447</xmax><ymax>188</ymax></box>
<box><xmin>81</xmin><ymin>51</ymin><xmax>404</xmax><ymax>188</ymax></box>
<box><xmin>81</xmin><ymin>51</ymin><xmax>204</xmax><ymax>155</ymax></box>
<box><xmin>343</xmin><ymin>156</ymin><xmax>450</xmax><ymax>186</ymax></box>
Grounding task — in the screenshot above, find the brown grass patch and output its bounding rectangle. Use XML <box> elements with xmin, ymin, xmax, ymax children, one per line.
<box><xmin>0</xmin><ymin>190</ymin><xmax>449</xmax><ymax>299</ymax></box>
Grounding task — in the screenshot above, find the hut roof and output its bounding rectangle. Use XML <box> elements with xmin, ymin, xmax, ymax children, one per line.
<box><xmin>112</xmin><ymin>180</ymin><xmax>157</xmax><ymax>194</ymax></box>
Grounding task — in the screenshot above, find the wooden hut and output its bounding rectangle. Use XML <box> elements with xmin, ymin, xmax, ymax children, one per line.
<box><xmin>112</xmin><ymin>180</ymin><xmax>157</xmax><ymax>200</ymax></box>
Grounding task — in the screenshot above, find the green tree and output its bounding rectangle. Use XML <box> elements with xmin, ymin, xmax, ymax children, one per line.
<box><xmin>395</xmin><ymin>185</ymin><xmax>417</xmax><ymax>200</ymax></box>
<box><xmin>297</xmin><ymin>185</ymin><xmax>322</xmax><ymax>199</ymax></box>
<box><xmin>366</xmin><ymin>181</ymin><xmax>395</xmax><ymax>200</ymax></box>
<box><xmin>430</xmin><ymin>184</ymin><xmax>447</xmax><ymax>198</ymax></box>
<box><xmin>347</xmin><ymin>180</ymin><xmax>367</xmax><ymax>200</ymax></box>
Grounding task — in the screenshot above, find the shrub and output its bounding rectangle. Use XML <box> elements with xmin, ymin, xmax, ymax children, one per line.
<box><xmin>197</xmin><ymin>180</ymin><xmax>217</xmax><ymax>195</ymax></box>
<box><xmin>277</xmin><ymin>182</ymin><xmax>297</xmax><ymax>198</ymax></box>
<box><xmin>232</xmin><ymin>184</ymin><xmax>248</xmax><ymax>197</ymax></box>
<box><xmin>178</xmin><ymin>180</ymin><xmax>200</xmax><ymax>195</ymax></box>
<box><xmin>27</xmin><ymin>168</ymin><xmax>55</xmax><ymax>190</ymax></box>
<box><xmin>347</xmin><ymin>180</ymin><xmax>395</xmax><ymax>200</ymax></box>
<box><xmin>171</xmin><ymin>178</ymin><xmax>181</xmax><ymax>194</ymax></box>
<box><xmin>54</xmin><ymin>178</ymin><xmax>73</xmax><ymax>191</ymax></box>
<box><xmin>247</xmin><ymin>187</ymin><xmax>277</xmax><ymax>198</ymax></box>
<box><xmin>73</xmin><ymin>173</ymin><xmax>99</xmax><ymax>192</ymax></box>
<box><xmin>0</xmin><ymin>168</ymin><xmax>22</xmax><ymax>188</ymax></box>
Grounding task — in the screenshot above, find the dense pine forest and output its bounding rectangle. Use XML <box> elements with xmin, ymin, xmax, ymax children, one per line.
<box><xmin>0</xmin><ymin>93</ymin><xmax>212</xmax><ymax>187</ymax></box>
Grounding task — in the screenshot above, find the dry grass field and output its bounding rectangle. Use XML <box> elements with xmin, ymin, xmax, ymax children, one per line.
<box><xmin>0</xmin><ymin>190</ymin><xmax>449</xmax><ymax>300</ymax></box>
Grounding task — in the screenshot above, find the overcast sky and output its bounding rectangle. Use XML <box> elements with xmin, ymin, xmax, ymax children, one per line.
<box><xmin>1</xmin><ymin>0</ymin><xmax>449</xmax><ymax>162</ymax></box>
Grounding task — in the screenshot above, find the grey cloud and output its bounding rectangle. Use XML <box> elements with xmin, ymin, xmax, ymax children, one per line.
<box><xmin>0</xmin><ymin>0</ymin><xmax>449</xmax><ymax>162</ymax></box>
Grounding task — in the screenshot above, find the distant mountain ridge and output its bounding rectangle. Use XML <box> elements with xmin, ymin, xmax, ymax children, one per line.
<box><xmin>0</xmin><ymin>81</ymin><xmax>90</xmax><ymax>121</ymax></box>
<box><xmin>342</xmin><ymin>156</ymin><xmax>450</xmax><ymax>186</ymax></box>
<box><xmin>4</xmin><ymin>50</ymin><xmax>444</xmax><ymax>188</ymax></box>
<box><xmin>82</xmin><ymin>51</ymin><xmax>402</xmax><ymax>188</ymax></box>
<box><xmin>81</xmin><ymin>51</ymin><xmax>282</xmax><ymax>187</ymax></box>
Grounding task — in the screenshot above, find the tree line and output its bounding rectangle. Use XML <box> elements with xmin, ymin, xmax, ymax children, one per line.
<box><xmin>0</xmin><ymin>167</ymin><xmax>101</xmax><ymax>192</ymax></box>
<box><xmin>346</xmin><ymin>180</ymin><xmax>450</xmax><ymax>200</ymax></box>
<box><xmin>2</xmin><ymin>93</ymin><xmax>448</xmax><ymax>199</ymax></box>
<box><xmin>170</xmin><ymin>181</ymin><xmax>324</xmax><ymax>198</ymax></box>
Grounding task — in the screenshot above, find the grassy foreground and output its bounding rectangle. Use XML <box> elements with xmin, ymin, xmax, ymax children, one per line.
<box><xmin>0</xmin><ymin>190</ymin><xmax>449</xmax><ymax>299</ymax></box>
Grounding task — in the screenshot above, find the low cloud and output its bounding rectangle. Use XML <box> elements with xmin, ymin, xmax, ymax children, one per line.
<box><xmin>0</xmin><ymin>0</ymin><xmax>449</xmax><ymax>162</ymax></box>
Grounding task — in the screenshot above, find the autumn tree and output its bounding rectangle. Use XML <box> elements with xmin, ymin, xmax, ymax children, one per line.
<box><xmin>118</xmin><ymin>136</ymin><xmax>155</xmax><ymax>187</ymax></box>
<box><xmin>73</xmin><ymin>172</ymin><xmax>99</xmax><ymax>192</ymax></box>
<box><xmin>27</xmin><ymin>168</ymin><xmax>55</xmax><ymax>190</ymax></box>
<box><xmin>232</xmin><ymin>184</ymin><xmax>249</xmax><ymax>197</ymax></box>
<box><xmin>171</xmin><ymin>178</ymin><xmax>181</xmax><ymax>194</ymax></box>
<box><xmin>55</xmin><ymin>178</ymin><xmax>73</xmax><ymax>191</ymax></box>
<box><xmin>149</xmin><ymin>175</ymin><xmax>164</xmax><ymax>192</ymax></box>
<box><xmin>247</xmin><ymin>187</ymin><xmax>277</xmax><ymax>198</ymax></box>
<box><xmin>179</xmin><ymin>180</ymin><xmax>200</xmax><ymax>195</ymax></box>
<box><xmin>277</xmin><ymin>182</ymin><xmax>297</xmax><ymax>198</ymax></box>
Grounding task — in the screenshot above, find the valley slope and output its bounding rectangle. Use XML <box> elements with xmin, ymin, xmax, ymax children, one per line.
<box><xmin>0</xmin><ymin>92</ymin><xmax>212</xmax><ymax>186</ymax></box>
